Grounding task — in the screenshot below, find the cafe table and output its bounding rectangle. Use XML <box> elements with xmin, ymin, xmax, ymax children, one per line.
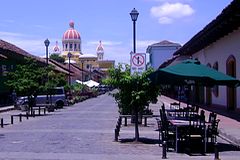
<box><xmin>168</xmin><ymin>119</ymin><xmax>209</xmax><ymax>153</ymax></box>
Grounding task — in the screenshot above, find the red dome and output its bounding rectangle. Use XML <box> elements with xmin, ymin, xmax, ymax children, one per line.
<box><xmin>62</xmin><ymin>21</ymin><xmax>80</xmax><ymax>40</ymax></box>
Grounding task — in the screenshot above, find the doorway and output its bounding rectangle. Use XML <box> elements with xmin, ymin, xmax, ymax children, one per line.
<box><xmin>226</xmin><ymin>55</ymin><xmax>236</xmax><ymax>110</ymax></box>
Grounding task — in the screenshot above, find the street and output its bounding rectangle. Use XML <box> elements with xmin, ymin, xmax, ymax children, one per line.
<box><xmin>0</xmin><ymin>93</ymin><xmax>239</xmax><ymax>160</ymax></box>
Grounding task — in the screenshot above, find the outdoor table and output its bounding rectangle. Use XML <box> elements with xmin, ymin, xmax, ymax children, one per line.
<box><xmin>166</xmin><ymin>108</ymin><xmax>198</xmax><ymax>117</ymax></box>
<box><xmin>168</xmin><ymin>119</ymin><xmax>210</xmax><ymax>153</ymax></box>
<box><xmin>32</xmin><ymin>104</ymin><xmax>54</xmax><ymax>115</ymax></box>
<box><xmin>119</xmin><ymin>114</ymin><xmax>153</xmax><ymax>126</ymax></box>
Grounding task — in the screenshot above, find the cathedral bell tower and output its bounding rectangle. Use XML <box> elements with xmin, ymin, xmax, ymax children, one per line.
<box><xmin>96</xmin><ymin>40</ymin><xmax>104</xmax><ymax>61</ymax></box>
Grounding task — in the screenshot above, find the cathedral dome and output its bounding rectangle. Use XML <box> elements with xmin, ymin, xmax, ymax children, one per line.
<box><xmin>62</xmin><ymin>21</ymin><xmax>80</xmax><ymax>40</ymax></box>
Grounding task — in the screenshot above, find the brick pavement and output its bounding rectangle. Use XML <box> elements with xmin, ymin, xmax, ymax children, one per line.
<box><xmin>0</xmin><ymin>93</ymin><xmax>239</xmax><ymax>159</ymax></box>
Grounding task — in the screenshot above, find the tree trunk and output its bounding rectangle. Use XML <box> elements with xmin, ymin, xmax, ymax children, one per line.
<box><xmin>134</xmin><ymin>106</ymin><xmax>139</xmax><ymax>141</ymax></box>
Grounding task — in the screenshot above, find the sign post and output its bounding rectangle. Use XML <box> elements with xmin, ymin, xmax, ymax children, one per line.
<box><xmin>130</xmin><ymin>52</ymin><xmax>146</xmax><ymax>75</ymax></box>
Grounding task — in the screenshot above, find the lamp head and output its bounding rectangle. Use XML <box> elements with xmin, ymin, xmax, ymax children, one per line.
<box><xmin>67</xmin><ymin>52</ymin><xmax>72</xmax><ymax>58</ymax></box>
<box><xmin>130</xmin><ymin>8</ymin><xmax>139</xmax><ymax>21</ymax></box>
<box><xmin>44</xmin><ymin>39</ymin><xmax>50</xmax><ymax>47</ymax></box>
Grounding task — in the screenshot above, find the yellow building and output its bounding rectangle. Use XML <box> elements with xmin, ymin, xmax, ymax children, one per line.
<box><xmin>54</xmin><ymin>21</ymin><xmax>115</xmax><ymax>80</ymax></box>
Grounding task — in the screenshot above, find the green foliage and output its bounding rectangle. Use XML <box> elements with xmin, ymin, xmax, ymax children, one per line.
<box><xmin>6</xmin><ymin>58</ymin><xmax>47</xmax><ymax>96</ymax></box>
<box><xmin>50</xmin><ymin>54</ymin><xmax>65</xmax><ymax>64</ymax></box>
<box><xmin>6</xmin><ymin>57</ymin><xmax>67</xmax><ymax>97</ymax></box>
<box><xmin>105</xmin><ymin>64</ymin><xmax>161</xmax><ymax>114</ymax></box>
<box><xmin>105</xmin><ymin>64</ymin><xmax>161</xmax><ymax>141</ymax></box>
<box><xmin>72</xmin><ymin>83</ymin><xmax>84</xmax><ymax>93</ymax></box>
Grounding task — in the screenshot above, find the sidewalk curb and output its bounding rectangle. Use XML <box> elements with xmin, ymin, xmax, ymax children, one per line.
<box><xmin>0</xmin><ymin>106</ymin><xmax>15</xmax><ymax>113</ymax></box>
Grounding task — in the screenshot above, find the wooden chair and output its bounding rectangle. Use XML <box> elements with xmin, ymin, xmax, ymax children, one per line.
<box><xmin>192</xmin><ymin>105</ymin><xmax>199</xmax><ymax>113</ymax></box>
<box><xmin>207</xmin><ymin>119</ymin><xmax>220</xmax><ymax>151</ymax></box>
<box><xmin>160</xmin><ymin>109</ymin><xmax>176</xmax><ymax>151</ymax></box>
<box><xmin>155</xmin><ymin>118</ymin><xmax>161</xmax><ymax>146</ymax></box>
<box><xmin>170</xmin><ymin>102</ymin><xmax>180</xmax><ymax>110</ymax></box>
<box><xmin>185</xmin><ymin>116</ymin><xmax>206</xmax><ymax>155</ymax></box>
<box><xmin>208</xmin><ymin>112</ymin><xmax>217</xmax><ymax>123</ymax></box>
<box><xmin>161</xmin><ymin>104</ymin><xmax>166</xmax><ymax>115</ymax></box>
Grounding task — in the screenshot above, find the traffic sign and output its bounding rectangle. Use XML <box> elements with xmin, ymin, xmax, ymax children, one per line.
<box><xmin>130</xmin><ymin>53</ymin><xmax>146</xmax><ymax>75</ymax></box>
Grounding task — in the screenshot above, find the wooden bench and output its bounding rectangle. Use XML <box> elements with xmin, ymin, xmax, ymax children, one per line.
<box><xmin>29</xmin><ymin>104</ymin><xmax>54</xmax><ymax>115</ymax></box>
<box><xmin>119</xmin><ymin>115</ymin><xmax>131</xmax><ymax>126</ymax></box>
<box><xmin>119</xmin><ymin>114</ymin><xmax>153</xmax><ymax>126</ymax></box>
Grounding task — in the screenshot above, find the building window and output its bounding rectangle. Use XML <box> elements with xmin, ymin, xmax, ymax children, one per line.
<box><xmin>212</xmin><ymin>62</ymin><xmax>219</xmax><ymax>97</ymax></box>
<box><xmin>65</xmin><ymin>44</ymin><xmax>68</xmax><ymax>50</ymax></box>
<box><xmin>74</xmin><ymin>44</ymin><xmax>77</xmax><ymax>51</ymax></box>
<box><xmin>1</xmin><ymin>65</ymin><xmax>7</xmax><ymax>76</ymax></box>
<box><xmin>70</xmin><ymin>44</ymin><xmax>72</xmax><ymax>51</ymax></box>
<box><xmin>86</xmin><ymin>64</ymin><xmax>90</xmax><ymax>69</ymax></box>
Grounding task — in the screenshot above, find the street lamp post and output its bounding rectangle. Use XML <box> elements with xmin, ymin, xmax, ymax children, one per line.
<box><xmin>44</xmin><ymin>39</ymin><xmax>50</xmax><ymax>104</ymax></box>
<box><xmin>44</xmin><ymin>39</ymin><xmax>50</xmax><ymax>65</ymax></box>
<box><xmin>67</xmin><ymin>52</ymin><xmax>72</xmax><ymax>86</ymax></box>
<box><xmin>89</xmin><ymin>64</ymin><xmax>92</xmax><ymax>80</ymax></box>
<box><xmin>80</xmin><ymin>60</ymin><xmax>84</xmax><ymax>84</ymax></box>
<box><xmin>130</xmin><ymin>8</ymin><xmax>139</xmax><ymax>53</ymax></box>
<box><xmin>130</xmin><ymin>8</ymin><xmax>139</xmax><ymax>142</ymax></box>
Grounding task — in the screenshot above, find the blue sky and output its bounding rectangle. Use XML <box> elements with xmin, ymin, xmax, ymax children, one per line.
<box><xmin>0</xmin><ymin>0</ymin><xmax>233</xmax><ymax>64</ymax></box>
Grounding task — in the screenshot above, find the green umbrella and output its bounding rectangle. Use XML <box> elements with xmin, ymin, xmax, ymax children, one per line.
<box><xmin>150</xmin><ymin>59</ymin><xmax>240</xmax><ymax>87</ymax></box>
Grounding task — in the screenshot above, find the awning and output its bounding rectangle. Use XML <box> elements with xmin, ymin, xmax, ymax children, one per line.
<box><xmin>76</xmin><ymin>80</ymin><xmax>83</xmax><ymax>84</ymax></box>
<box><xmin>149</xmin><ymin>59</ymin><xmax>240</xmax><ymax>87</ymax></box>
<box><xmin>83</xmin><ymin>80</ymin><xmax>99</xmax><ymax>87</ymax></box>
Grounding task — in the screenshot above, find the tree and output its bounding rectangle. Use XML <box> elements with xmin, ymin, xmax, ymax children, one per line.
<box><xmin>6</xmin><ymin>58</ymin><xmax>46</xmax><ymax>97</ymax></box>
<box><xmin>104</xmin><ymin>64</ymin><xmax>161</xmax><ymax>141</ymax></box>
<box><xmin>6</xmin><ymin>57</ymin><xmax>67</xmax><ymax>110</ymax></box>
<box><xmin>50</xmin><ymin>54</ymin><xmax>65</xmax><ymax>64</ymax></box>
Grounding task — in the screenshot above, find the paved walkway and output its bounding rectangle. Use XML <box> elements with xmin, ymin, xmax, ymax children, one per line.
<box><xmin>158</xmin><ymin>95</ymin><xmax>240</xmax><ymax>148</ymax></box>
<box><xmin>0</xmin><ymin>93</ymin><xmax>239</xmax><ymax>159</ymax></box>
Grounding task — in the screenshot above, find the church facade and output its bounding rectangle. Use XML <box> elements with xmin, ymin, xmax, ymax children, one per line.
<box><xmin>52</xmin><ymin>21</ymin><xmax>115</xmax><ymax>81</ymax></box>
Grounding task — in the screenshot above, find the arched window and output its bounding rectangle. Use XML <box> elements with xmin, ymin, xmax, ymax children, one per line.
<box><xmin>74</xmin><ymin>44</ymin><xmax>77</xmax><ymax>51</ymax></box>
<box><xmin>226</xmin><ymin>55</ymin><xmax>236</xmax><ymax>78</ymax></box>
<box><xmin>65</xmin><ymin>44</ymin><xmax>68</xmax><ymax>50</ymax></box>
<box><xmin>213</xmin><ymin>62</ymin><xmax>219</xmax><ymax>97</ymax></box>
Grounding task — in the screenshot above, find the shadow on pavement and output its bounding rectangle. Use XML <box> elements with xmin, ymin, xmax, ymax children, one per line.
<box><xmin>119</xmin><ymin>137</ymin><xmax>159</xmax><ymax>145</ymax></box>
<box><xmin>218</xmin><ymin>142</ymin><xmax>240</xmax><ymax>152</ymax></box>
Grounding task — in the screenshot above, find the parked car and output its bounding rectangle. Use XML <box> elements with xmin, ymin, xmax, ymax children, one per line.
<box><xmin>97</xmin><ymin>85</ymin><xmax>109</xmax><ymax>94</ymax></box>
<box><xmin>37</xmin><ymin>87</ymin><xmax>67</xmax><ymax>108</ymax></box>
<box><xmin>16</xmin><ymin>96</ymin><xmax>28</xmax><ymax>110</ymax></box>
<box><xmin>16</xmin><ymin>87</ymin><xmax>67</xmax><ymax>110</ymax></box>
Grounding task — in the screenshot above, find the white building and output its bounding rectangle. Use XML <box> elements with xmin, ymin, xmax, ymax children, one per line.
<box><xmin>173</xmin><ymin>0</ymin><xmax>240</xmax><ymax>110</ymax></box>
<box><xmin>146</xmin><ymin>40</ymin><xmax>181</xmax><ymax>70</ymax></box>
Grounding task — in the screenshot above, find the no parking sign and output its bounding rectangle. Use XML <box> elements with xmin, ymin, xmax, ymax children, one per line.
<box><xmin>130</xmin><ymin>52</ymin><xmax>146</xmax><ymax>75</ymax></box>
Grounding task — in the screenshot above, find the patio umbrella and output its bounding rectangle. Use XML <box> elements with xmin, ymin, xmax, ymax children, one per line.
<box><xmin>149</xmin><ymin>59</ymin><xmax>240</xmax><ymax>87</ymax></box>
<box><xmin>83</xmin><ymin>80</ymin><xmax>99</xmax><ymax>88</ymax></box>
